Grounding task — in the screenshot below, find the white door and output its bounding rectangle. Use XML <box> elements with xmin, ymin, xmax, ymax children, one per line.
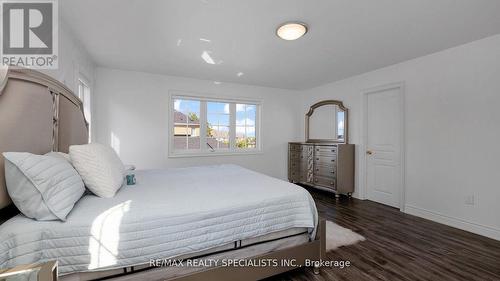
<box><xmin>366</xmin><ymin>86</ymin><xmax>402</xmax><ymax>208</ymax></box>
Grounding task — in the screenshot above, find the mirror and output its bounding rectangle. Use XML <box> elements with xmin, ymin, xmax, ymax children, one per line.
<box><xmin>306</xmin><ymin>100</ymin><xmax>348</xmax><ymax>143</ymax></box>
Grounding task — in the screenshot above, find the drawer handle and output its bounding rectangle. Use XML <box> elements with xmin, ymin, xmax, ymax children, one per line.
<box><xmin>331</xmin><ymin>159</ymin><xmax>335</xmax><ymax>162</ymax></box>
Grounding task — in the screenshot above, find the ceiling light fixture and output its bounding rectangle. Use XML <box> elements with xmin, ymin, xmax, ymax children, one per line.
<box><xmin>276</xmin><ymin>22</ymin><xmax>308</xmax><ymax>41</ymax></box>
<box><xmin>201</xmin><ymin>51</ymin><xmax>215</xmax><ymax>64</ymax></box>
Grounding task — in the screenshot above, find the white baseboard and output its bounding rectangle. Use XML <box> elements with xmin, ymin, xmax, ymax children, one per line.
<box><xmin>404</xmin><ymin>204</ymin><xmax>500</xmax><ymax>241</ymax></box>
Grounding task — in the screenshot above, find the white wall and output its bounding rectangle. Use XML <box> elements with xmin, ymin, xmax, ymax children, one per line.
<box><xmin>93</xmin><ymin>68</ymin><xmax>300</xmax><ymax>180</ymax></box>
<box><xmin>41</xmin><ymin>19</ymin><xmax>96</xmax><ymax>94</ymax></box>
<box><xmin>298</xmin><ymin>34</ymin><xmax>500</xmax><ymax>240</ymax></box>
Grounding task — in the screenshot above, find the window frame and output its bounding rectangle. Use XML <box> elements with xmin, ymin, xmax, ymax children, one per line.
<box><xmin>168</xmin><ymin>92</ymin><xmax>262</xmax><ymax>157</ymax></box>
<box><xmin>77</xmin><ymin>77</ymin><xmax>92</xmax><ymax>142</ymax></box>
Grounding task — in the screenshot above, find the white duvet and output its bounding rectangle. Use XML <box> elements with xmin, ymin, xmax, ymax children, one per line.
<box><xmin>0</xmin><ymin>165</ymin><xmax>317</xmax><ymax>275</ymax></box>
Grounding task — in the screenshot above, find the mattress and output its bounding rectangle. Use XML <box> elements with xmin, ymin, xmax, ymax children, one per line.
<box><xmin>0</xmin><ymin>164</ymin><xmax>317</xmax><ymax>275</ymax></box>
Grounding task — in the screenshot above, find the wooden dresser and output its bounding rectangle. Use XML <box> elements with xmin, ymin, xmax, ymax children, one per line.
<box><xmin>288</xmin><ymin>142</ymin><xmax>354</xmax><ymax>197</ymax></box>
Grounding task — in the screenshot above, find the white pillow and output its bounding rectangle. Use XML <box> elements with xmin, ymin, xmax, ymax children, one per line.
<box><xmin>3</xmin><ymin>152</ymin><xmax>85</xmax><ymax>221</ymax></box>
<box><xmin>69</xmin><ymin>143</ymin><xmax>125</xmax><ymax>198</ymax></box>
<box><xmin>45</xmin><ymin>151</ymin><xmax>71</xmax><ymax>162</ymax></box>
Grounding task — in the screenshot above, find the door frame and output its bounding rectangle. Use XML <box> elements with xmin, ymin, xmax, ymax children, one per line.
<box><xmin>360</xmin><ymin>82</ymin><xmax>406</xmax><ymax>212</ymax></box>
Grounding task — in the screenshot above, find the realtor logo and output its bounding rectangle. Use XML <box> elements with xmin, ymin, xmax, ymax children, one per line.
<box><xmin>1</xmin><ymin>0</ymin><xmax>58</xmax><ymax>69</ymax></box>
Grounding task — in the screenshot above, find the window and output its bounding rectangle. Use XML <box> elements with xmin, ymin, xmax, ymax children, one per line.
<box><xmin>236</xmin><ymin>104</ymin><xmax>257</xmax><ymax>149</ymax></box>
<box><xmin>78</xmin><ymin>78</ymin><xmax>91</xmax><ymax>141</ymax></box>
<box><xmin>173</xmin><ymin>99</ymin><xmax>201</xmax><ymax>150</ymax></box>
<box><xmin>170</xmin><ymin>95</ymin><xmax>261</xmax><ymax>156</ymax></box>
<box><xmin>207</xmin><ymin>101</ymin><xmax>230</xmax><ymax>150</ymax></box>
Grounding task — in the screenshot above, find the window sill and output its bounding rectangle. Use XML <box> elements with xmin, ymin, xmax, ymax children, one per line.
<box><xmin>168</xmin><ymin>150</ymin><xmax>263</xmax><ymax>158</ymax></box>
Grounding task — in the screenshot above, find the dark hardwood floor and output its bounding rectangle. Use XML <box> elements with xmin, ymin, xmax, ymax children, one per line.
<box><xmin>266</xmin><ymin>187</ymin><xmax>500</xmax><ymax>281</ymax></box>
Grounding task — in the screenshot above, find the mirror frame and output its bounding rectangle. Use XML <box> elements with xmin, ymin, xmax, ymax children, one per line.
<box><xmin>305</xmin><ymin>100</ymin><xmax>348</xmax><ymax>143</ymax></box>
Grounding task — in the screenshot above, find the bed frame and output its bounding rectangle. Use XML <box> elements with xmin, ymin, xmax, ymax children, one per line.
<box><xmin>108</xmin><ymin>222</ymin><xmax>326</xmax><ymax>281</ymax></box>
<box><xmin>0</xmin><ymin>67</ymin><xmax>325</xmax><ymax>280</ymax></box>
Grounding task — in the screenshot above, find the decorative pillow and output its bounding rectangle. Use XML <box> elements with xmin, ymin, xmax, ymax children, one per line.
<box><xmin>45</xmin><ymin>151</ymin><xmax>71</xmax><ymax>162</ymax></box>
<box><xmin>3</xmin><ymin>152</ymin><xmax>85</xmax><ymax>221</ymax></box>
<box><xmin>69</xmin><ymin>143</ymin><xmax>125</xmax><ymax>198</ymax></box>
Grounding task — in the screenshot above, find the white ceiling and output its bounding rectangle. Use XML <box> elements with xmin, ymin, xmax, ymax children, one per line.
<box><xmin>61</xmin><ymin>0</ymin><xmax>500</xmax><ymax>90</ymax></box>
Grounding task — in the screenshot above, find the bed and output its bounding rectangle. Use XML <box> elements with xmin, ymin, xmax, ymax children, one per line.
<box><xmin>0</xmin><ymin>68</ymin><xmax>325</xmax><ymax>281</ymax></box>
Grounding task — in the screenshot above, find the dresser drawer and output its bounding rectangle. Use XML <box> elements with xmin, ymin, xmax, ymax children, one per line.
<box><xmin>314</xmin><ymin>165</ymin><xmax>336</xmax><ymax>177</ymax></box>
<box><xmin>289</xmin><ymin>150</ymin><xmax>301</xmax><ymax>159</ymax></box>
<box><xmin>300</xmin><ymin>152</ymin><xmax>313</xmax><ymax>160</ymax></box>
<box><xmin>314</xmin><ymin>145</ymin><xmax>337</xmax><ymax>156</ymax></box>
<box><xmin>289</xmin><ymin>169</ymin><xmax>312</xmax><ymax>182</ymax></box>
<box><xmin>290</xmin><ymin>144</ymin><xmax>314</xmax><ymax>151</ymax></box>
<box><xmin>302</xmin><ymin>145</ymin><xmax>314</xmax><ymax>156</ymax></box>
<box><xmin>314</xmin><ymin>155</ymin><xmax>336</xmax><ymax>166</ymax></box>
<box><xmin>300</xmin><ymin>172</ymin><xmax>314</xmax><ymax>183</ymax></box>
<box><xmin>290</xmin><ymin>159</ymin><xmax>313</xmax><ymax>170</ymax></box>
<box><xmin>290</xmin><ymin>149</ymin><xmax>312</xmax><ymax>159</ymax></box>
<box><xmin>289</xmin><ymin>169</ymin><xmax>300</xmax><ymax>179</ymax></box>
<box><xmin>313</xmin><ymin>175</ymin><xmax>336</xmax><ymax>189</ymax></box>
<box><xmin>289</xmin><ymin>161</ymin><xmax>301</xmax><ymax>169</ymax></box>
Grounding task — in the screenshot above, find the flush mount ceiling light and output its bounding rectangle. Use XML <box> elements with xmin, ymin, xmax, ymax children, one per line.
<box><xmin>276</xmin><ymin>22</ymin><xmax>308</xmax><ymax>40</ymax></box>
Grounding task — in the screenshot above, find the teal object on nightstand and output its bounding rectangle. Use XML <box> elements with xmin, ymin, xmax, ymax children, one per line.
<box><xmin>126</xmin><ymin>174</ymin><xmax>136</xmax><ymax>185</ymax></box>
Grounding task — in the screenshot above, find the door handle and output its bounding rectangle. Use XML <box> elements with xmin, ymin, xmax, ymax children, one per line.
<box><xmin>366</xmin><ymin>150</ymin><xmax>373</xmax><ymax>155</ymax></box>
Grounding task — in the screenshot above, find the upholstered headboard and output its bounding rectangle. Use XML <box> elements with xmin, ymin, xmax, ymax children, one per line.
<box><xmin>0</xmin><ymin>67</ymin><xmax>89</xmax><ymax>209</ymax></box>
